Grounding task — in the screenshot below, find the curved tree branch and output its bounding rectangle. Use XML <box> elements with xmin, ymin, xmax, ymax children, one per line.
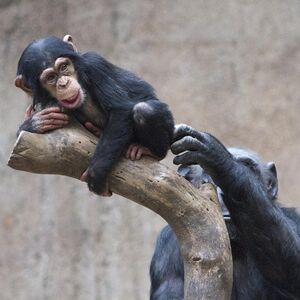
<box><xmin>7</xmin><ymin>121</ymin><xmax>232</xmax><ymax>300</ymax></box>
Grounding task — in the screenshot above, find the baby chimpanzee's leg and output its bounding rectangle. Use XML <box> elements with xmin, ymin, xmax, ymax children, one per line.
<box><xmin>132</xmin><ymin>100</ymin><xmax>174</xmax><ymax>159</ymax></box>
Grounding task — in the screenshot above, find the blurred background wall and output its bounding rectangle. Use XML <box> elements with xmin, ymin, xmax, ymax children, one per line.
<box><xmin>0</xmin><ymin>0</ymin><xmax>300</xmax><ymax>299</ymax></box>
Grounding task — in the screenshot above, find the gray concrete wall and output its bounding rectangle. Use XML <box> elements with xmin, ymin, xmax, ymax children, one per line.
<box><xmin>0</xmin><ymin>0</ymin><xmax>300</xmax><ymax>299</ymax></box>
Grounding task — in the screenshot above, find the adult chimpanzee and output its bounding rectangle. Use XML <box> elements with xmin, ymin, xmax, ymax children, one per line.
<box><xmin>15</xmin><ymin>35</ymin><xmax>174</xmax><ymax>195</ymax></box>
<box><xmin>150</xmin><ymin>124</ymin><xmax>300</xmax><ymax>300</ymax></box>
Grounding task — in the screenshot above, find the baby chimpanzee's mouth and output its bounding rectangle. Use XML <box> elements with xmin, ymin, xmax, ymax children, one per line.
<box><xmin>61</xmin><ymin>90</ymin><xmax>81</xmax><ymax>108</ymax></box>
<box><xmin>62</xmin><ymin>90</ymin><xmax>79</xmax><ymax>103</ymax></box>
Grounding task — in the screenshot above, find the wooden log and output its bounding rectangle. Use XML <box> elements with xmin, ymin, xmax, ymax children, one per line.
<box><xmin>7</xmin><ymin>121</ymin><xmax>232</xmax><ymax>300</ymax></box>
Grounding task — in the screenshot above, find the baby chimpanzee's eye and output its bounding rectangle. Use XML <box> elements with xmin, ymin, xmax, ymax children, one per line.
<box><xmin>46</xmin><ymin>74</ymin><xmax>57</xmax><ymax>84</ymax></box>
<box><xmin>60</xmin><ymin>63</ymin><xmax>68</xmax><ymax>72</ymax></box>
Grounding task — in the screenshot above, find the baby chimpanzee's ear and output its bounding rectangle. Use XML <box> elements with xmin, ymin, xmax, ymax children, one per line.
<box><xmin>14</xmin><ymin>75</ymin><xmax>33</xmax><ymax>95</ymax></box>
<box><xmin>63</xmin><ymin>34</ymin><xmax>78</xmax><ymax>52</ymax></box>
<box><xmin>266</xmin><ymin>162</ymin><xmax>278</xmax><ymax>200</ymax></box>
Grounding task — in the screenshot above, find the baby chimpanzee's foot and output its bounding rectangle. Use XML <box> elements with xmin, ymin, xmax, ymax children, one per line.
<box><xmin>80</xmin><ymin>169</ymin><xmax>112</xmax><ymax>197</ymax></box>
<box><xmin>125</xmin><ymin>144</ymin><xmax>157</xmax><ymax>161</ymax></box>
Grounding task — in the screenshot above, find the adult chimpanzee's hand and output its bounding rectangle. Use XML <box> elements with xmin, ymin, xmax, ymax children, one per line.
<box><xmin>19</xmin><ymin>105</ymin><xmax>69</xmax><ymax>134</ymax></box>
<box><xmin>171</xmin><ymin>124</ymin><xmax>236</xmax><ymax>187</ymax></box>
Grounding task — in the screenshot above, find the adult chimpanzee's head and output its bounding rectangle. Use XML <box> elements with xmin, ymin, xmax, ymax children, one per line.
<box><xmin>228</xmin><ymin>147</ymin><xmax>278</xmax><ymax>200</ymax></box>
<box><xmin>178</xmin><ymin>147</ymin><xmax>278</xmax><ymax>218</ymax></box>
<box><xmin>15</xmin><ymin>35</ymin><xmax>85</xmax><ymax>109</ymax></box>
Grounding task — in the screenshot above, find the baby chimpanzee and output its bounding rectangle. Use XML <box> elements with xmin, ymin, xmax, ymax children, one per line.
<box><xmin>150</xmin><ymin>124</ymin><xmax>300</xmax><ymax>300</ymax></box>
<box><xmin>16</xmin><ymin>35</ymin><xmax>174</xmax><ymax>196</ymax></box>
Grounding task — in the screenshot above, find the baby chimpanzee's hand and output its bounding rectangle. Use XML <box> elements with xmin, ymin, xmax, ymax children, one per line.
<box><xmin>18</xmin><ymin>105</ymin><xmax>69</xmax><ymax>135</ymax></box>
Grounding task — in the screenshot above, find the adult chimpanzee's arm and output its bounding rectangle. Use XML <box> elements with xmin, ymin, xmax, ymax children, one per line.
<box><xmin>171</xmin><ymin>124</ymin><xmax>300</xmax><ymax>298</ymax></box>
<box><xmin>220</xmin><ymin>166</ymin><xmax>300</xmax><ymax>298</ymax></box>
<box><xmin>86</xmin><ymin>110</ymin><xmax>133</xmax><ymax>195</ymax></box>
<box><xmin>17</xmin><ymin>105</ymin><xmax>69</xmax><ymax>136</ymax></box>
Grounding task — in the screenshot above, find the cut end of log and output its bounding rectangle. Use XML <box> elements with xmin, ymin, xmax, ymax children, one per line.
<box><xmin>7</xmin><ymin>133</ymin><xmax>23</xmax><ymax>170</ymax></box>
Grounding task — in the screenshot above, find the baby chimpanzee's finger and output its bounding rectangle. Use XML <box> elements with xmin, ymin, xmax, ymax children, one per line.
<box><xmin>39</xmin><ymin>107</ymin><xmax>62</xmax><ymax>115</ymax></box>
<box><xmin>41</xmin><ymin>112</ymin><xmax>69</xmax><ymax>121</ymax></box>
<box><xmin>173</xmin><ymin>124</ymin><xmax>205</xmax><ymax>143</ymax></box>
<box><xmin>24</xmin><ymin>105</ymin><xmax>33</xmax><ymax>120</ymax></box>
<box><xmin>136</xmin><ymin>147</ymin><xmax>145</xmax><ymax>160</ymax></box>
<box><xmin>100</xmin><ymin>181</ymin><xmax>113</xmax><ymax>197</ymax></box>
<box><xmin>39</xmin><ymin>124</ymin><xmax>66</xmax><ymax>133</ymax></box>
<box><xmin>125</xmin><ymin>144</ymin><xmax>134</xmax><ymax>159</ymax></box>
<box><xmin>126</xmin><ymin>144</ymin><xmax>139</xmax><ymax>160</ymax></box>
<box><xmin>130</xmin><ymin>145</ymin><xmax>139</xmax><ymax>160</ymax></box>
<box><xmin>84</xmin><ymin>122</ymin><xmax>101</xmax><ymax>137</ymax></box>
<box><xmin>171</xmin><ymin>136</ymin><xmax>204</xmax><ymax>155</ymax></box>
<box><xmin>41</xmin><ymin>119</ymin><xmax>69</xmax><ymax>126</ymax></box>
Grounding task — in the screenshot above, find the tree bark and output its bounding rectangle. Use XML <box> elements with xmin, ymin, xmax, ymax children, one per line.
<box><xmin>7</xmin><ymin>121</ymin><xmax>232</xmax><ymax>300</ymax></box>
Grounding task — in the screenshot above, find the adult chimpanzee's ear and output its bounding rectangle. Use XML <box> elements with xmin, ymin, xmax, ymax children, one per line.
<box><xmin>267</xmin><ymin>162</ymin><xmax>277</xmax><ymax>178</ymax></box>
<box><xmin>63</xmin><ymin>34</ymin><xmax>78</xmax><ymax>52</ymax></box>
<box><xmin>267</xmin><ymin>162</ymin><xmax>278</xmax><ymax>199</ymax></box>
<box><xmin>14</xmin><ymin>75</ymin><xmax>32</xmax><ymax>96</ymax></box>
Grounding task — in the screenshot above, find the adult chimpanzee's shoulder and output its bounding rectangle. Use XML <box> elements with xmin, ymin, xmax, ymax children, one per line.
<box><xmin>281</xmin><ymin>206</ymin><xmax>300</xmax><ymax>219</ymax></box>
<box><xmin>281</xmin><ymin>206</ymin><xmax>300</xmax><ymax>234</ymax></box>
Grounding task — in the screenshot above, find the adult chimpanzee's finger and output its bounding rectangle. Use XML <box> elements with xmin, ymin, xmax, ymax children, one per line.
<box><xmin>173</xmin><ymin>151</ymin><xmax>203</xmax><ymax>166</ymax></box>
<box><xmin>171</xmin><ymin>136</ymin><xmax>204</xmax><ymax>155</ymax></box>
<box><xmin>173</xmin><ymin>124</ymin><xmax>205</xmax><ymax>143</ymax></box>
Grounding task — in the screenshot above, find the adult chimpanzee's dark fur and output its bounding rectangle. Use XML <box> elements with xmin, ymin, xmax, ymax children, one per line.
<box><xmin>17</xmin><ymin>36</ymin><xmax>174</xmax><ymax>194</ymax></box>
<box><xmin>150</xmin><ymin>124</ymin><xmax>300</xmax><ymax>300</ymax></box>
